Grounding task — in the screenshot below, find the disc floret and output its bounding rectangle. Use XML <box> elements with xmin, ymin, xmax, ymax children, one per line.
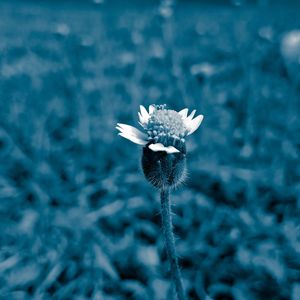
<box><xmin>146</xmin><ymin>105</ymin><xmax>187</xmax><ymax>147</ymax></box>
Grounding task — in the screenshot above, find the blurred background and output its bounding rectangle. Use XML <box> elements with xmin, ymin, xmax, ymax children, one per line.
<box><xmin>0</xmin><ymin>0</ymin><xmax>300</xmax><ymax>299</ymax></box>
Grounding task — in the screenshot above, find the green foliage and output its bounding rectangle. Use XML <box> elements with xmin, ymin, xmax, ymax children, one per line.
<box><xmin>0</xmin><ymin>1</ymin><xmax>299</xmax><ymax>299</ymax></box>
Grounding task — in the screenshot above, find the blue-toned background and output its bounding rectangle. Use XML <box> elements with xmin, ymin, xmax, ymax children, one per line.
<box><xmin>0</xmin><ymin>1</ymin><xmax>300</xmax><ymax>299</ymax></box>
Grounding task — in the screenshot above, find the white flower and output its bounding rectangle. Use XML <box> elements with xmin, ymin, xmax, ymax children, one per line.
<box><xmin>116</xmin><ymin>104</ymin><xmax>204</xmax><ymax>154</ymax></box>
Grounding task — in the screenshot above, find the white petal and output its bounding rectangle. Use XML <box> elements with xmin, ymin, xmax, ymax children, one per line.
<box><xmin>138</xmin><ymin>112</ymin><xmax>146</xmax><ymax>125</ymax></box>
<box><xmin>118</xmin><ymin>132</ymin><xmax>147</xmax><ymax>145</ymax></box>
<box><xmin>183</xmin><ymin>109</ymin><xmax>196</xmax><ymax>129</ymax></box>
<box><xmin>148</xmin><ymin>143</ymin><xmax>180</xmax><ymax>154</ymax></box>
<box><xmin>138</xmin><ymin>122</ymin><xmax>146</xmax><ymax>128</ymax></box>
<box><xmin>178</xmin><ymin>108</ymin><xmax>188</xmax><ymax>119</ymax></box>
<box><xmin>149</xmin><ymin>105</ymin><xmax>155</xmax><ymax>114</ymax></box>
<box><xmin>164</xmin><ymin>146</ymin><xmax>180</xmax><ymax>154</ymax></box>
<box><xmin>139</xmin><ymin>105</ymin><xmax>150</xmax><ymax>125</ymax></box>
<box><xmin>148</xmin><ymin>143</ymin><xmax>165</xmax><ymax>152</ymax></box>
<box><xmin>116</xmin><ymin>123</ymin><xmax>147</xmax><ymax>140</ymax></box>
<box><xmin>186</xmin><ymin>115</ymin><xmax>204</xmax><ymax>135</ymax></box>
<box><xmin>140</xmin><ymin>105</ymin><xmax>149</xmax><ymax>119</ymax></box>
<box><xmin>187</xmin><ymin>109</ymin><xmax>196</xmax><ymax>121</ymax></box>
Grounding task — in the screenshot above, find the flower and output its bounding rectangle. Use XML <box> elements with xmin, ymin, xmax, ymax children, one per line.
<box><xmin>116</xmin><ymin>104</ymin><xmax>203</xmax><ymax>154</ymax></box>
<box><xmin>117</xmin><ymin>104</ymin><xmax>203</xmax><ymax>188</ymax></box>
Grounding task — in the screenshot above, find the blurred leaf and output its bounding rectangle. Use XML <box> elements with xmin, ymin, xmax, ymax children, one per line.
<box><xmin>94</xmin><ymin>245</ymin><xmax>119</xmax><ymax>281</ymax></box>
<box><xmin>136</xmin><ymin>245</ymin><xmax>159</xmax><ymax>269</ymax></box>
<box><xmin>150</xmin><ymin>278</ymin><xmax>169</xmax><ymax>300</ymax></box>
<box><xmin>121</xmin><ymin>280</ymin><xmax>150</xmax><ymax>300</ymax></box>
<box><xmin>292</xmin><ymin>283</ymin><xmax>300</xmax><ymax>300</ymax></box>
<box><xmin>7</xmin><ymin>262</ymin><xmax>41</xmax><ymax>287</ymax></box>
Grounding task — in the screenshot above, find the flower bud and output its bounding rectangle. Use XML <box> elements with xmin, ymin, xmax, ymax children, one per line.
<box><xmin>142</xmin><ymin>142</ymin><xmax>186</xmax><ymax>189</ymax></box>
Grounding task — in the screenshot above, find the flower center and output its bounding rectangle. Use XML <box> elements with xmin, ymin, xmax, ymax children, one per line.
<box><xmin>146</xmin><ymin>106</ymin><xmax>186</xmax><ymax>145</ymax></box>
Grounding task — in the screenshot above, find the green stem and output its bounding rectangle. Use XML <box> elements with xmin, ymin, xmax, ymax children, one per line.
<box><xmin>160</xmin><ymin>188</ymin><xmax>186</xmax><ymax>300</ymax></box>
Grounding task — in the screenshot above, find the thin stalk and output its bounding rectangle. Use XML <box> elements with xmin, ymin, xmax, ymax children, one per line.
<box><xmin>160</xmin><ymin>188</ymin><xmax>186</xmax><ymax>300</ymax></box>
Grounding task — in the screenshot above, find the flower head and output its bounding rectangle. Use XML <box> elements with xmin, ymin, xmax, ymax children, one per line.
<box><xmin>116</xmin><ymin>104</ymin><xmax>203</xmax><ymax>154</ymax></box>
<box><xmin>116</xmin><ymin>105</ymin><xmax>203</xmax><ymax>188</ymax></box>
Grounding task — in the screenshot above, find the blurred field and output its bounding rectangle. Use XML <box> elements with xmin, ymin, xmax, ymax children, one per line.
<box><xmin>0</xmin><ymin>1</ymin><xmax>300</xmax><ymax>299</ymax></box>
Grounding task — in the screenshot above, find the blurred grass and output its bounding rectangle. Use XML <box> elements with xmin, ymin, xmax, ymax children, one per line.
<box><xmin>0</xmin><ymin>1</ymin><xmax>300</xmax><ymax>299</ymax></box>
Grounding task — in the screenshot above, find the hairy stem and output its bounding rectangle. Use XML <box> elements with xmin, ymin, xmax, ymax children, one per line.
<box><xmin>160</xmin><ymin>188</ymin><xmax>186</xmax><ymax>300</ymax></box>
